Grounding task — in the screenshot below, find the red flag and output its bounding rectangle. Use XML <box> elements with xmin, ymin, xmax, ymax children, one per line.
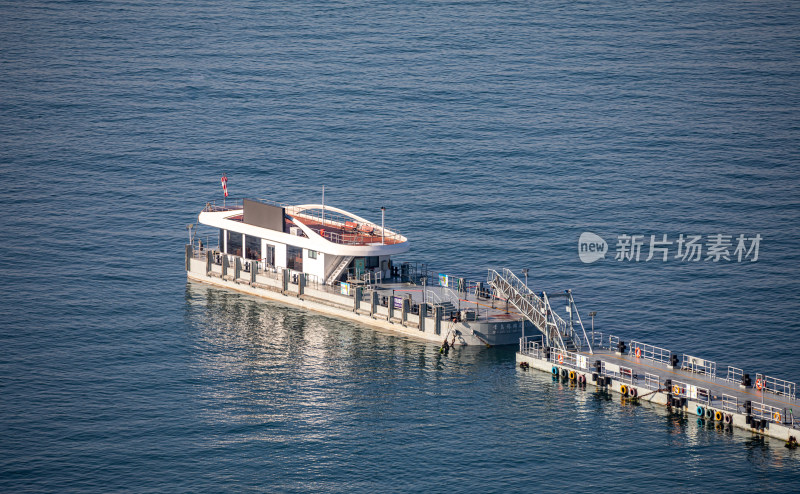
<box><xmin>221</xmin><ymin>174</ymin><xmax>228</xmax><ymax>197</ymax></box>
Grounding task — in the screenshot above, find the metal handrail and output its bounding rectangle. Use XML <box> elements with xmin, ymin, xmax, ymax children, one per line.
<box><xmin>751</xmin><ymin>401</ymin><xmax>785</xmax><ymax>424</ymax></box>
<box><xmin>488</xmin><ymin>269</ymin><xmax>557</xmax><ymax>348</ymax></box>
<box><xmin>755</xmin><ymin>373</ymin><xmax>797</xmax><ymax>400</ymax></box>
<box><xmin>725</xmin><ymin>366</ymin><xmax>744</xmax><ymax>384</ymax></box>
<box><xmin>722</xmin><ymin>394</ymin><xmax>738</xmax><ymax>413</ymax></box>
<box><xmin>681</xmin><ymin>354</ymin><xmax>717</xmax><ymax>380</ymax></box>
<box><xmin>629</xmin><ymin>340</ymin><xmax>672</xmax><ymax>367</ymax></box>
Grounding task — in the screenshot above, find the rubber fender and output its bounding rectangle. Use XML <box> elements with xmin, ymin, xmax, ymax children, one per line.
<box><xmin>560</xmin><ymin>368</ymin><xmax>568</xmax><ymax>378</ymax></box>
<box><xmin>714</xmin><ymin>410</ymin><xmax>723</xmax><ymax>421</ymax></box>
<box><xmin>697</xmin><ymin>406</ymin><xmax>705</xmax><ymax>416</ymax></box>
<box><xmin>628</xmin><ymin>387</ymin><xmax>637</xmax><ymax>397</ymax></box>
<box><xmin>578</xmin><ymin>374</ymin><xmax>586</xmax><ymax>384</ymax></box>
<box><xmin>552</xmin><ymin>366</ymin><xmax>559</xmax><ymax>376</ymax></box>
<box><xmin>724</xmin><ymin>414</ymin><xmax>733</xmax><ymax>424</ymax></box>
<box><xmin>620</xmin><ymin>384</ymin><xmax>628</xmax><ymax>395</ymax></box>
<box><xmin>568</xmin><ymin>370</ymin><xmax>576</xmax><ymax>381</ymax></box>
<box><xmin>706</xmin><ymin>408</ymin><xmax>713</xmax><ymax>418</ymax></box>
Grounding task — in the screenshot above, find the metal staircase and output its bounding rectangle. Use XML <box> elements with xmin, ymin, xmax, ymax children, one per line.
<box><xmin>325</xmin><ymin>256</ymin><xmax>354</xmax><ymax>285</ymax></box>
<box><xmin>487</xmin><ymin>268</ymin><xmax>592</xmax><ymax>354</ymax></box>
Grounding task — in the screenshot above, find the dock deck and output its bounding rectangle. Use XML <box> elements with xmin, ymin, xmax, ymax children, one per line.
<box><xmin>517</xmin><ymin>338</ymin><xmax>800</xmax><ymax>443</ymax></box>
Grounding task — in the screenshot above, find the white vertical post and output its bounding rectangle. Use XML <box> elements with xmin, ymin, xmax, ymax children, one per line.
<box><xmin>381</xmin><ymin>206</ymin><xmax>385</xmax><ymax>244</ymax></box>
<box><xmin>322</xmin><ymin>185</ymin><xmax>325</xmax><ymax>226</ymax></box>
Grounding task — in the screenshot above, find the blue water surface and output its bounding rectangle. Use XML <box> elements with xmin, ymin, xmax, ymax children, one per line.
<box><xmin>1</xmin><ymin>0</ymin><xmax>799</xmax><ymax>491</ymax></box>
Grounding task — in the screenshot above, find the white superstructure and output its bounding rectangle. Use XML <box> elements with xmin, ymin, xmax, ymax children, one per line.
<box><xmin>197</xmin><ymin>198</ymin><xmax>410</xmax><ymax>285</ymax></box>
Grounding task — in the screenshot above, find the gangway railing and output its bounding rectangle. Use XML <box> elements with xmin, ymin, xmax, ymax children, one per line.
<box><xmin>541</xmin><ymin>292</ymin><xmax>570</xmax><ymax>352</ymax></box>
<box><xmin>755</xmin><ymin>373</ymin><xmax>797</xmax><ymax>400</ymax></box>
<box><xmin>629</xmin><ymin>340</ymin><xmax>672</xmax><ymax>368</ymax></box>
<box><xmin>565</xmin><ymin>290</ymin><xmax>593</xmax><ymax>355</ymax></box>
<box><xmin>426</xmin><ymin>290</ymin><xmax>442</xmax><ymax>305</ymax></box>
<box><xmin>487</xmin><ymin>269</ymin><xmax>559</xmax><ymax>349</ymax></box>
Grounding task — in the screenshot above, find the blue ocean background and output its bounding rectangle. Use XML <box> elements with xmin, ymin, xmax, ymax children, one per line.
<box><xmin>2</xmin><ymin>0</ymin><xmax>799</xmax><ymax>491</ymax></box>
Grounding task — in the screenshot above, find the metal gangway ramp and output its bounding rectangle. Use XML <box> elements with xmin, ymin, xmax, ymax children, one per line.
<box><xmin>488</xmin><ymin>268</ymin><xmax>593</xmax><ymax>354</ymax></box>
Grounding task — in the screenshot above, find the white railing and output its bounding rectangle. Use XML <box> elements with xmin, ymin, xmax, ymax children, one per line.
<box><xmin>645</xmin><ymin>373</ymin><xmax>660</xmax><ymax>390</ymax></box>
<box><xmin>629</xmin><ymin>340</ymin><xmax>672</xmax><ymax>367</ymax></box>
<box><xmin>619</xmin><ymin>366</ymin><xmax>635</xmax><ymax>384</ymax></box>
<box><xmin>752</xmin><ymin>401</ymin><xmax>786</xmax><ymax>424</ymax></box>
<box><xmin>755</xmin><ymin>373</ymin><xmax>797</xmax><ymax>400</ymax></box>
<box><xmin>550</xmin><ymin>349</ymin><xmax>589</xmax><ymax>370</ymax></box>
<box><xmin>724</xmin><ymin>366</ymin><xmax>744</xmax><ymax>385</ymax></box>
<box><xmin>520</xmin><ymin>337</ymin><xmax>541</xmax><ymax>358</ymax></box>
<box><xmin>600</xmin><ymin>361</ymin><xmax>633</xmax><ymax>381</ymax></box>
<box><xmin>681</xmin><ymin>354</ymin><xmax>717</xmax><ymax>380</ymax></box>
<box><xmin>694</xmin><ymin>386</ymin><xmax>711</xmax><ymax>405</ymax></box>
<box><xmin>671</xmin><ymin>380</ymin><xmax>689</xmax><ymax>398</ymax></box>
<box><xmin>722</xmin><ymin>394</ymin><xmax>739</xmax><ymax>413</ymax></box>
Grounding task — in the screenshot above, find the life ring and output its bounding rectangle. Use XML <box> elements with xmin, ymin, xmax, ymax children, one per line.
<box><xmin>755</xmin><ymin>379</ymin><xmax>763</xmax><ymax>390</ymax></box>
<box><xmin>672</xmin><ymin>385</ymin><xmax>680</xmax><ymax>394</ymax></box>
<box><xmin>774</xmin><ymin>412</ymin><xmax>781</xmax><ymax>423</ymax></box>
<box><xmin>568</xmin><ymin>370</ymin><xmax>576</xmax><ymax>381</ymax></box>
<box><xmin>552</xmin><ymin>366</ymin><xmax>559</xmax><ymax>376</ymax></box>
<box><xmin>635</xmin><ymin>347</ymin><xmax>642</xmax><ymax>358</ymax></box>
<box><xmin>714</xmin><ymin>410</ymin><xmax>723</xmax><ymax>421</ymax></box>
<box><xmin>620</xmin><ymin>384</ymin><xmax>628</xmax><ymax>395</ymax></box>
<box><xmin>724</xmin><ymin>414</ymin><xmax>733</xmax><ymax>424</ymax></box>
<box><xmin>628</xmin><ymin>387</ymin><xmax>638</xmax><ymax>397</ymax></box>
<box><xmin>697</xmin><ymin>406</ymin><xmax>705</xmax><ymax>416</ymax></box>
<box><xmin>558</xmin><ymin>354</ymin><xmax>564</xmax><ymax>364</ymax></box>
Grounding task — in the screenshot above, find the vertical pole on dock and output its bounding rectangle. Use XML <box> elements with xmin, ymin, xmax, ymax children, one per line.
<box><xmin>434</xmin><ymin>306</ymin><xmax>442</xmax><ymax>335</ymax></box>
<box><xmin>206</xmin><ymin>250</ymin><xmax>212</xmax><ymax>275</ymax></box>
<box><xmin>185</xmin><ymin>244</ymin><xmax>192</xmax><ymax>271</ymax></box>
<box><xmin>298</xmin><ymin>273</ymin><xmax>305</xmax><ymax>297</ymax></box>
<box><xmin>354</xmin><ymin>287</ymin><xmax>362</xmax><ymax>312</ymax></box>
<box><xmin>250</xmin><ymin>261</ymin><xmax>257</xmax><ymax>284</ymax></box>
<box><xmin>235</xmin><ymin>257</ymin><xmax>241</xmax><ymax>280</ymax></box>
<box><xmin>222</xmin><ymin>256</ymin><xmax>229</xmax><ymax>279</ymax></box>
<box><xmin>419</xmin><ymin>303</ymin><xmax>427</xmax><ymax>332</ymax></box>
<box><xmin>282</xmin><ymin>268</ymin><xmax>289</xmax><ymax>293</ymax></box>
<box><xmin>370</xmin><ymin>290</ymin><xmax>377</xmax><ymax>315</ymax></box>
<box><xmin>388</xmin><ymin>294</ymin><xmax>394</xmax><ymax>321</ymax></box>
<box><xmin>402</xmin><ymin>298</ymin><xmax>409</xmax><ymax>325</ymax></box>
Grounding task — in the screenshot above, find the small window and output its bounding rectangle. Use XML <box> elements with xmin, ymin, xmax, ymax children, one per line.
<box><xmin>308</xmin><ymin>250</ymin><xmax>317</xmax><ymax>259</ymax></box>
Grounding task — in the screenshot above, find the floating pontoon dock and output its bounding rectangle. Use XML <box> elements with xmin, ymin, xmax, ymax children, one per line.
<box><xmin>489</xmin><ymin>268</ymin><xmax>800</xmax><ymax>444</ymax></box>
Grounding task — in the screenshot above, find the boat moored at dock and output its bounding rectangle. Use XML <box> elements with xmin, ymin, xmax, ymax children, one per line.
<box><xmin>186</xmin><ymin>197</ymin><xmax>530</xmax><ymax>347</ymax></box>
